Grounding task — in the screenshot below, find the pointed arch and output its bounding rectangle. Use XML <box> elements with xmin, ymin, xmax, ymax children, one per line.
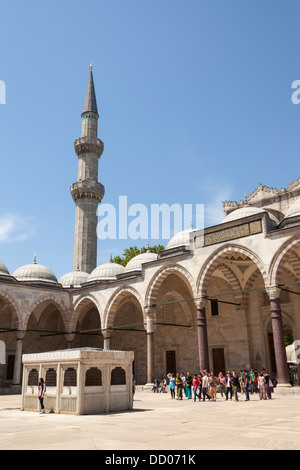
<box><xmin>26</xmin><ymin>295</ymin><xmax>71</xmax><ymax>331</ymax></box>
<box><xmin>269</xmin><ymin>235</ymin><xmax>300</xmax><ymax>286</ymax></box>
<box><xmin>104</xmin><ymin>286</ymin><xmax>144</xmax><ymax>330</ymax></box>
<box><xmin>145</xmin><ymin>263</ymin><xmax>197</xmax><ymax>308</ymax></box>
<box><xmin>197</xmin><ymin>244</ymin><xmax>269</xmax><ymax>298</ymax></box>
<box><xmin>72</xmin><ymin>293</ymin><xmax>102</xmax><ymax>330</ymax></box>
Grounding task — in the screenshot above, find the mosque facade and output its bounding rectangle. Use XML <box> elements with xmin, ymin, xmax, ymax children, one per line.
<box><xmin>0</xmin><ymin>67</ymin><xmax>300</xmax><ymax>391</ymax></box>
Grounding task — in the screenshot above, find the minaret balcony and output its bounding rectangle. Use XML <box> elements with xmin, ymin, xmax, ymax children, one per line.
<box><xmin>70</xmin><ymin>180</ymin><xmax>105</xmax><ymax>203</ymax></box>
<box><xmin>74</xmin><ymin>136</ymin><xmax>104</xmax><ymax>158</ymax></box>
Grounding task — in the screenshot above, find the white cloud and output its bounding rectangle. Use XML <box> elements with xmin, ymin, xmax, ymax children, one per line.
<box><xmin>0</xmin><ymin>214</ymin><xmax>34</xmax><ymax>243</ymax></box>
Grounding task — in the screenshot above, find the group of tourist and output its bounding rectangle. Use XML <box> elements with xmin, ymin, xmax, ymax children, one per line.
<box><xmin>152</xmin><ymin>369</ymin><xmax>276</xmax><ymax>402</ymax></box>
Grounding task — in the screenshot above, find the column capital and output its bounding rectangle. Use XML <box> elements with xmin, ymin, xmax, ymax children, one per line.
<box><xmin>65</xmin><ymin>332</ymin><xmax>75</xmax><ymax>343</ymax></box>
<box><xmin>195</xmin><ymin>297</ymin><xmax>207</xmax><ymax>309</ymax></box>
<box><xmin>16</xmin><ymin>331</ymin><xmax>25</xmax><ymax>341</ymax></box>
<box><xmin>265</xmin><ymin>286</ymin><xmax>281</xmax><ymax>301</ymax></box>
<box><xmin>102</xmin><ymin>329</ymin><xmax>112</xmax><ymax>340</ymax></box>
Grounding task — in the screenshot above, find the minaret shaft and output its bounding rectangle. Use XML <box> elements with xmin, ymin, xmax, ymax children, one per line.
<box><xmin>71</xmin><ymin>66</ymin><xmax>104</xmax><ymax>274</ymax></box>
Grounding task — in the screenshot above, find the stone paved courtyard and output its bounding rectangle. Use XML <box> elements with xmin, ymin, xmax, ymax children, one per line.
<box><xmin>0</xmin><ymin>389</ymin><xmax>300</xmax><ymax>450</ymax></box>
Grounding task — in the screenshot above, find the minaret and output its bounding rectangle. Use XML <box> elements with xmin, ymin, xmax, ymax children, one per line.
<box><xmin>71</xmin><ymin>63</ymin><xmax>104</xmax><ymax>274</ymax></box>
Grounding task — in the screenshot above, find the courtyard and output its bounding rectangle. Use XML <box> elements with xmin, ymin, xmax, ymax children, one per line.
<box><xmin>0</xmin><ymin>388</ymin><xmax>300</xmax><ymax>451</ymax></box>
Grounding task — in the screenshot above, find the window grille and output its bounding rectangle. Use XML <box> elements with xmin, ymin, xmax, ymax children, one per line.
<box><xmin>85</xmin><ymin>367</ymin><xmax>102</xmax><ymax>386</ymax></box>
<box><xmin>111</xmin><ymin>367</ymin><xmax>126</xmax><ymax>385</ymax></box>
<box><xmin>64</xmin><ymin>367</ymin><xmax>77</xmax><ymax>386</ymax></box>
<box><xmin>28</xmin><ymin>369</ymin><xmax>38</xmax><ymax>386</ymax></box>
<box><xmin>164</xmin><ymin>303</ymin><xmax>175</xmax><ymax>324</ymax></box>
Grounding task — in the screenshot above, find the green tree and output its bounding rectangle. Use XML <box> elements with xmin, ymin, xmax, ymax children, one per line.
<box><xmin>112</xmin><ymin>244</ymin><xmax>165</xmax><ymax>267</ymax></box>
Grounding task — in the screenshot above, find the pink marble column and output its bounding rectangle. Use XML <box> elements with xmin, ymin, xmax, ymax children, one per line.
<box><xmin>267</xmin><ymin>287</ymin><xmax>290</xmax><ymax>385</ymax></box>
<box><xmin>196</xmin><ymin>299</ymin><xmax>209</xmax><ymax>372</ymax></box>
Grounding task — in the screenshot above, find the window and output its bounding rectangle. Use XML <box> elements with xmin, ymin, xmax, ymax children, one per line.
<box><xmin>211</xmin><ymin>299</ymin><xmax>219</xmax><ymax>316</ymax></box>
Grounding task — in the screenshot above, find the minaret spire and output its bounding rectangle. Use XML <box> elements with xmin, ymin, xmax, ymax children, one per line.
<box><xmin>71</xmin><ymin>65</ymin><xmax>105</xmax><ymax>274</ymax></box>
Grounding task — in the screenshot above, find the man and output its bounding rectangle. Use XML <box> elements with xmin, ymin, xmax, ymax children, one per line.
<box><xmin>232</xmin><ymin>371</ymin><xmax>239</xmax><ymax>402</ymax></box>
<box><xmin>244</xmin><ymin>370</ymin><xmax>250</xmax><ymax>401</ymax></box>
<box><xmin>209</xmin><ymin>372</ymin><xmax>218</xmax><ymax>401</ymax></box>
<box><xmin>225</xmin><ymin>372</ymin><xmax>233</xmax><ymax>400</ymax></box>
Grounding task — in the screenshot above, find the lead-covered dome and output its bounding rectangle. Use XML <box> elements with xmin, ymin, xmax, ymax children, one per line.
<box><xmin>124</xmin><ymin>250</ymin><xmax>158</xmax><ymax>272</ymax></box>
<box><xmin>13</xmin><ymin>258</ymin><xmax>57</xmax><ymax>283</ymax></box>
<box><xmin>0</xmin><ymin>261</ymin><xmax>10</xmax><ymax>276</ymax></box>
<box><xmin>222</xmin><ymin>206</ymin><xmax>279</xmax><ymax>225</ymax></box>
<box><xmin>59</xmin><ymin>269</ymin><xmax>89</xmax><ymax>287</ymax></box>
<box><xmin>88</xmin><ymin>261</ymin><xmax>125</xmax><ymax>281</ymax></box>
<box><xmin>166</xmin><ymin>228</ymin><xmax>196</xmax><ymax>250</ymax></box>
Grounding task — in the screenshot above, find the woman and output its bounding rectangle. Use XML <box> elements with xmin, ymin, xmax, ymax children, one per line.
<box><xmin>218</xmin><ymin>372</ymin><xmax>226</xmax><ymax>398</ymax></box>
<box><xmin>185</xmin><ymin>372</ymin><xmax>193</xmax><ymax>399</ymax></box>
<box><xmin>258</xmin><ymin>372</ymin><xmax>266</xmax><ymax>400</ymax></box>
<box><xmin>38</xmin><ymin>377</ymin><xmax>46</xmax><ymax>414</ymax></box>
<box><xmin>175</xmin><ymin>373</ymin><xmax>183</xmax><ymax>400</ymax></box>
<box><xmin>167</xmin><ymin>373</ymin><xmax>176</xmax><ymax>399</ymax></box>
<box><xmin>192</xmin><ymin>374</ymin><xmax>200</xmax><ymax>402</ymax></box>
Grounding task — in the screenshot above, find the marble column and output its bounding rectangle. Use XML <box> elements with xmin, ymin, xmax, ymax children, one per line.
<box><xmin>266</xmin><ymin>287</ymin><xmax>290</xmax><ymax>385</ymax></box>
<box><xmin>195</xmin><ymin>299</ymin><xmax>209</xmax><ymax>372</ymax></box>
<box><xmin>12</xmin><ymin>331</ymin><xmax>25</xmax><ymax>387</ymax></box>
<box><xmin>144</xmin><ymin>306</ymin><xmax>156</xmax><ymax>384</ymax></box>
<box><xmin>102</xmin><ymin>330</ymin><xmax>112</xmax><ymax>350</ymax></box>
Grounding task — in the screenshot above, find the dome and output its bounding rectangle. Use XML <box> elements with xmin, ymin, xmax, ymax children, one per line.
<box><xmin>124</xmin><ymin>250</ymin><xmax>158</xmax><ymax>272</ymax></box>
<box><xmin>166</xmin><ymin>228</ymin><xmax>196</xmax><ymax>250</ymax></box>
<box><xmin>284</xmin><ymin>199</ymin><xmax>300</xmax><ymax>219</ymax></box>
<box><xmin>88</xmin><ymin>261</ymin><xmax>125</xmax><ymax>281</ymax></box>
<box><xmin>0</xmin><ymin>262</ymin><xmax>10</xmax><ymax>276</ymax></box>
<box><xmin>12</xmin><ymin>259</ymin><xmax>57</xmax><ymax>283</ymax></box>
<box><xmin>222</xmin><ymin>206</ymin><xmax>279</xmax><ymax>225</ymax></box>
<box><xmin>59</xmin><ymin>269</ymin><xmax>89</xmax><ymax>287</ymax></box>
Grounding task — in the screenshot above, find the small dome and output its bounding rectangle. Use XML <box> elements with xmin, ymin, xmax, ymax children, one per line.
<box><xmin>166</xmin><ymin>228</ymin><xmax>196</xmax><ymax>250</ymax></box>
<box><xmin>59</xmin><ymin>270</ymin><xmax>89</xmax><ymax>287</ymax></box>
<box><xmin>13</xmin><ymin>258</ymin><xmax>57</xmax><ymax>283</ymax></box>
<box><xmin>222</xmin><ymin>206</ymin><xmax>279</xmax><ymax>225</ymax></box>
<box><xmin>0</xmin><ymin>262</ymin><xmax>10</xmax><ymax>276</ymax></box>
<box><xmin>284</xmin><ymin>199</ymin><xmax>300</xmax><ymax>219</ymax></box>
<box><xmin>124</xmin><ymin>251</ymin><xmax>158</xmax><ymax>272</ymax></box>
<box><xmin>88</xmin><ymin>261</ymin><xmax>125</xmax><ymax>281</ymax></box>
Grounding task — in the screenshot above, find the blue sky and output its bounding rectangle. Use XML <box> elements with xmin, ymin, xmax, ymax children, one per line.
<box><xmin>0</xmin><ymin>0</ymin><xmax>300</xmax><ymax>279</ymax></box>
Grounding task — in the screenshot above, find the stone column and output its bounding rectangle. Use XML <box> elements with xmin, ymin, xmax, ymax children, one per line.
<box><xmin>144</xmin><ymin>306</ymin><xmax>156</xmax><ymax>385</ymax></box>
<box><xmin>195</xmin><ymin>299</ymin><xmax>209</xmax><ymax>372</ymax></box>
<box><xmin>266</xmin><ymin>287</ymin><xmax>290</xmax><ymax>385</ymax></box>
<box><xmin>12</xmin><ymin>331</ymin><xmax>25</xmax><ymax>388</ymax></box>
<box><xmin>102</xmin><ymin>330</ymin><xmax>112</xmax><ymax>350</ymax></box>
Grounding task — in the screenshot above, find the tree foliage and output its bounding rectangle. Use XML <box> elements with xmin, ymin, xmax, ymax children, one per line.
<box><xmin>112</xmin><ymin>244</ymin><xmax>165</xmax><ymax>267</ymax></box>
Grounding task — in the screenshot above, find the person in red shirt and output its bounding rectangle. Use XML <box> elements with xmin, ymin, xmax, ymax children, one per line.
<box><xmin>192</xmin><ymin>374</ymin><xmax>201</xmax><ymax>402</ymax></box>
